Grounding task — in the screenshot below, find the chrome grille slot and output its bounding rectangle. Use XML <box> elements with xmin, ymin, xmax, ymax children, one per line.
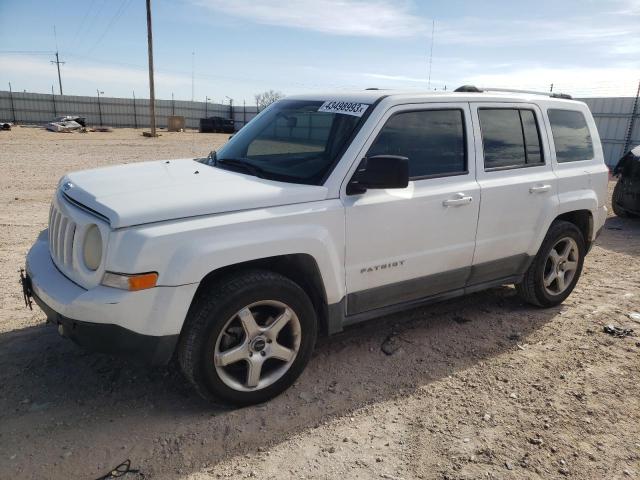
<box><xmin>49</xmin><ymin>203</ymin><xmax>77</xmax><ymax>270</ymax></box>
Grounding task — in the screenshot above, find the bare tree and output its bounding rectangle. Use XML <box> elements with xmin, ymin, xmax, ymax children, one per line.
<box><xmin>254</xmin><ymin>89</ymin><xmax>284</xmax><ymax>110</ymax></box>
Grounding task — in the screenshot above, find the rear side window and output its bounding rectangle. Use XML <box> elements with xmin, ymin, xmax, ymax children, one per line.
<box><xmin>366</xmin><ymin>109</ymin><xmax>466</xmax><ymax>178</ymax></box>
<box><xmin>479</xmin><ymin>108</ymin><xmax>544</xmax><ymax>170</ymax></box>
<box><xmin>547</xmin><ymin>109</ymin><xmax>594</xmax><ymax>162</ymax></box>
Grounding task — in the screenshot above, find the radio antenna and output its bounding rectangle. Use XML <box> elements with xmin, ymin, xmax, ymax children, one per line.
<box><xmin>427</xmin><ymin>19</ymin><xmax>435</xmax><ymax>89</ymax></box>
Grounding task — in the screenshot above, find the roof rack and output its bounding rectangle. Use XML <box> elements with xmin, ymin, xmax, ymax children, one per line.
<box><xmin>454</xmin><ymin>85</ymin><xmax>572</xmax><ymax>100</ymax></box>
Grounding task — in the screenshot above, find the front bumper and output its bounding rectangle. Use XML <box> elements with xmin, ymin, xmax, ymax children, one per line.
<box><xmin>26</xmin><ymin>230</ymin><xmax>199</xmax><ymax>365</ymax></box>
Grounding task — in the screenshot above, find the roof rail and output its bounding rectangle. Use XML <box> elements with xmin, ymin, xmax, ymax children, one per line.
<box><xmin>454</xmin><ymin>85</ymin><xmax>572</xmax><ymax>99</ymax></box>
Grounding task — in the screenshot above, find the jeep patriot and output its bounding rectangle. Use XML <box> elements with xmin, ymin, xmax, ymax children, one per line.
<box><xmin>23</xmin><ymin>86</ymin><xmax>608</xmax><ymax>405</ymax></box>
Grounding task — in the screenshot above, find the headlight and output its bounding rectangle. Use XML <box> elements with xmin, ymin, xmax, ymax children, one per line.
<box><xmin>83</xmin><ymin>224</ymin><xmax>103</xmax><ymax>271</ymax></box>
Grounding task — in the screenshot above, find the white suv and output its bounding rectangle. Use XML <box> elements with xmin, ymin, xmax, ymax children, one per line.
<box><xmin>23</xmin><ymin>87</ymin><xmax>608</xmax><ymax>405</ymax></box>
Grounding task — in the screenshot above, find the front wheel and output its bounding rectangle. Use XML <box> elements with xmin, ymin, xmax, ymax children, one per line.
<box><xmin>517</xmin><ymin>220</ymin><xmax>585</xmax><ymax>307</ymax></box>
<box><xmin>178</xmin><ymin>270</ymin><xmax>317</xmax><ymax>406</ymax></box>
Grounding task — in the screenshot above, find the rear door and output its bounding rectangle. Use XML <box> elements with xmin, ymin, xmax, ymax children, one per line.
<box><xmin>343</xmin><ymin>102</ymin><xmax>480</xmax><ymax>315</ymax></box>
<box><xmin>469</xmin><ymin>103</ymin><xmax>558</xmax><ymax>285</ymax></box>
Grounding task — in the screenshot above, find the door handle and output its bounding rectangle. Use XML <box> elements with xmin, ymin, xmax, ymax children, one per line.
<box><xmin>443</xmin><ymin>193</ymin><xmax>473</xmax><ymax>207</ymax></box>
<box><xmin>529</xmin><ymin>184</ymin><xmax>551</xmax><ymax>194</ymax></box>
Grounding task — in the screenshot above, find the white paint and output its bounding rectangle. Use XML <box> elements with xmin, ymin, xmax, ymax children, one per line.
<box><xmin>26</xmin><ymin>90</ymin><xmax>609</xmax><ymax>340</ymax></box>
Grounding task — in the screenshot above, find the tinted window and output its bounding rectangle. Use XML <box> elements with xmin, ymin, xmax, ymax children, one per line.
<box><xmin>479</xmin><ymin>108</ymin><xmax>544</xmax><ymax>169</ymax></box>
<box><xmin>367</xmin><ymin>109</ymin><xmax>466</xmax><ymax>178</ymax></box>
<box><xmin>547</xmin><ymin>109</ymin><xmax>594</xmax><ymax>162</ymax></box>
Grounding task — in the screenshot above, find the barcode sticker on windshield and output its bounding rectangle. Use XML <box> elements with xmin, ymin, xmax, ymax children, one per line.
<box><xmin>318</xmin><ymin>101</ymin><xmax>369</xmax><ymax>117</ymax></box>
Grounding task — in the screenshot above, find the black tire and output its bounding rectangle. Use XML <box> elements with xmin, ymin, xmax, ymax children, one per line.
<box><xmin>178</xmin><ymin>270</ymin><xmax>317</xmax><ymax>406</ymax></box>
<box><xmin>516</xmin><ymin>220</ymin><xmax>585</xmax><ymax>307</ymax></box>
<box><xmin>612</xmin><ymin>180</ymin><xmax>628</xmax><ymax>218</ymax></box>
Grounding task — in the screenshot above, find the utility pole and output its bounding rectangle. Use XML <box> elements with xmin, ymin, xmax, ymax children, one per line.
<box><xmin>51</xmin><ymin>85</ymin><xmax>57</xmax><ymax>117</ymax></box>
<box><xmin>96</xmin><ymin>89</ymin><xmax>104</xmax><ymax>126</ymax></box>
<box><xmin>191</xmin><ymin>50</ymin><xmax>195</xmax><ymax>102</ymax></box>
<box><xmin>51</xmin><ymin>26</ymin><xmax>64</xmax><ymax>95</ymax></box>
<box><xmin>133</xmin><ymin>90</ymin><xmax>138</xmax><ymax>129</ymax></box>
<box><xmin>225</xmin><ymin>96</ymin><xmax>233</xmax><ymax>120</ymax></box>
<box><xmin>145</xmin><ymin>0</ymin><xmax>157</xmax><ymax>136</ymax></box>
<box><xmin>550</xmin><ymin>83</ymin><xmax>554</xmax><ymax>93</ymax></box>
<box><xmin>623</xmin><ymin>79</ymin><xmax>640</xmax><ymax>155</ymax></box>
<box><xmin>8</xmin><ymin>82</ymin><xmax>16</xmax><ymax>123</ymax></box>
<box><xmin>205</xmin><ymin>96</ymin><xmax>210</xmax><ymax>117</ymax></box>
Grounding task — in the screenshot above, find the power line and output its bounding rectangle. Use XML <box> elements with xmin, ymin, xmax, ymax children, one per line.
<box><xmin>0</xmin><ymin>50</ymin><xmax>54</xmax><ymax>55</ymax></box>
<box><xmin>84</xmin><ymin>0</ymin><xmax>132</xmax><ymax>55</ymax></box>
<box><xmin>70</xmin><ymin>0</ymin><xmax>97</xmax><ymax>45</ymax></box>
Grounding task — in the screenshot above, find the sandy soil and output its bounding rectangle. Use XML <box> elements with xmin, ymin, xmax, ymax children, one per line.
<box><xmin>0</xmin><ymin>127</ymin><xmax>639</xmax><ymax>480</ymax></box>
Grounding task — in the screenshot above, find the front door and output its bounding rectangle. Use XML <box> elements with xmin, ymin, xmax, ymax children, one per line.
<box><xmin>343</xmin><ymin>103</ymin><xmax>480</xmax><ymax>315</ymax></box>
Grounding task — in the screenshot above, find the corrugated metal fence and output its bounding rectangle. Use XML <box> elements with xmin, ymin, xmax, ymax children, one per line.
<box><xmin>2</xmin><ymin>90</ymin><xmax>638</xmax><ymax>166</ymax></box>
<box><xmin>576</xmin><ymin>97</ymin><xmax>638</xmax><ymax>167</ymax></box>
<box><xmin>0</xmin><ymin>90</ymin><xmax>259</xmax><ymax>131</ymax></box>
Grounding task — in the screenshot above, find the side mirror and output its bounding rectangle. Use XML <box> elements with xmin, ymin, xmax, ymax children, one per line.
<box><xmin>347</xmin><ymin>155</ymin><xmax>409</xmax><ymax>194</ymax></box>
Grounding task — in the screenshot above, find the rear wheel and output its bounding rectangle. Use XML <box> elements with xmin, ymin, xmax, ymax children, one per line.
<box><xmin>612</xmin><ymin>180</ymin><xmax>628</xmax><ymax>218</ymax></box>
<box><xmin>517</xmin><ymin>220</ymin><xmax>585</xmax><ymax>307</ymax></box>
<box><xmin>178</xmin><ymin>270</ymin><xmax>317</xmax><ymax>406</ymax></box>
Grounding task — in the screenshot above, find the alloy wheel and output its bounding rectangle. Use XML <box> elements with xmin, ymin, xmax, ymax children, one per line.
<box><xmin>213</xmin><ymin>300</ymin><xmax>301</xmax><ymax>392</ymax></box>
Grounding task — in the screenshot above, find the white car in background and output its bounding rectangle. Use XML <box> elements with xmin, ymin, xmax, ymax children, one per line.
<box><xmin>23</xmin><ymin>86</ymin><xmax>608</xmax><ymax>405</ymax></box>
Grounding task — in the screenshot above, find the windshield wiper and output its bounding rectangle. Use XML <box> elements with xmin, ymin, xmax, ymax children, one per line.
<box><xmin>216</xmin><ymin>158</ymin><xmax>266</xmax><ymax>178</ymax></box>
<box><xmin>196</xmin><ymin>150</ymin><xmax>217</xmax><ymax>166</ymax></box>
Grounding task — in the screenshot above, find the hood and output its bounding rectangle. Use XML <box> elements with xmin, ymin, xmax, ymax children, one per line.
<box><xmin>62</xmin><ymin>159</ymin><xmax>328</xmax><ymax>228</ymax></box>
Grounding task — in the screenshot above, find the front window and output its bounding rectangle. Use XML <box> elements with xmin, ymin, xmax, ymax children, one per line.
<box><xmin>204</xmin><ymin>99</ymin><xmax>369</xmax><ymax>184</ymax></box>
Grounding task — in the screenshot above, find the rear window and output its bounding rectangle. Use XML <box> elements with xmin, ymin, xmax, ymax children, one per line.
<box><xmin>547</xmin><ymin>109</ymin><xmax>594</xmax><ymax>163</ymax></box>
<box><xmin>479</xmin><ymin>108</ymin><xmax>544</xmax><ymax>170</ymax></box>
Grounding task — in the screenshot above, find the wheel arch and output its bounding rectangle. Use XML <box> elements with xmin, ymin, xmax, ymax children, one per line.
<box><xmin>187</xmin><ymin>254</ymin><xmax>330</xmax><ymax>336</ymax></box>
<box><xmin>554</xmin><ymin>209</ymin><xmax>593</xmax><ymax>249</ymax></box>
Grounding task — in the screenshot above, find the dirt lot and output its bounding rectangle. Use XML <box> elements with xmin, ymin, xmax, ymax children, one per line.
<box><xmin>0</xmin><ymin>127</ymin><xmax>639</xmax><ymax>480</ymax></box>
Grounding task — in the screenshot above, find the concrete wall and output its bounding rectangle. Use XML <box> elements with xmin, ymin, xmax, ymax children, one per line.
<box><xmin>0</xmin><ymin>90</ymin><xmax>258</xmax><ymax>130</ymax></box>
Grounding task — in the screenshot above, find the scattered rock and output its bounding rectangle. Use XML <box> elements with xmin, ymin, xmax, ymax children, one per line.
<box><xmin>483</xmin><ymin>414</ymin><xmax>491</xmax><ymax>421</ymax></box>
<box><xmin>505</xmin><ymin>461</ymin><xmax>514</xmax><ymax>470</ymax></box>
<box><xmin>509</xmin><ymin>393</ymin><xmax>518</xmax><ymax>399</ymax></box>
<box><xmin>381</xmin><ymin>335</ymin><xmax>402</xmax><ymax>356</ymax></box>
<box><xmin>529</xmin><ymin>437</ymin><xmax>544</xmax><ymax>445</ymax></box>
<box><xmin>453</xmin><ymin>315</ymin><xmax>471</xmax><ymax>324</ymax></box>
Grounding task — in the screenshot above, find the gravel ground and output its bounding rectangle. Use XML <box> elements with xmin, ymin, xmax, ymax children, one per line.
<box><xmin>0</xmin><ymin>127</ymin><xmax>639</xmax><ymax>480</ymax></box>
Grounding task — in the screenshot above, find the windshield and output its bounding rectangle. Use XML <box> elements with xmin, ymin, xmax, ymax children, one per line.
<box><xmin>206</xmin><ymin>99</ymin><xmax>368</xmax><ymax>185</ymax></box>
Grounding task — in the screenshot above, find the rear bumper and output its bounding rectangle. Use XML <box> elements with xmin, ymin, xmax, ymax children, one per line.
<box><xmin>25</xmin><ymin>230</ymin><xmax>198</xmax><ymax>364</ymax></box>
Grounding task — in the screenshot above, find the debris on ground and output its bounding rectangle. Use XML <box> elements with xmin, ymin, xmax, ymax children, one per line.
<box><xmin>603</xmin><ymin>324</ymin><xmax>634</xmax><ymax>338</ymax></box>
<box><xmin>46</xmin><ymin>120</ymin><xmax>84</xmax><ymax>133</ymax></box>
<box><xmin>628</xmin><ymin>312</ymin><xmax>640</xmax><ymax>324</ymax></box>
<box><xmin>54</xmin><ymin>115</ymin><xmax>86</xmax><ymax>127</ymax></box>
<box><xmin>89</xmin><ymin>127</ymin><xmax>113</xmax><ymax>133</ymax></box>
<box><xmin>95</xmin><ymin>459</ymin><xmax>140</xmax><ymax>480</ymax></box>
<box><xmin>1</xmin><ymin>122</ymin><xmax>11</xmax><ymax>131</ymax></box>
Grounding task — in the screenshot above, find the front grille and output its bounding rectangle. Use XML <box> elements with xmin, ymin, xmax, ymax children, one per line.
<box><xmin>49</xmin><ymin>202</ymin><xmax>77</xmax><ymax>268</ymax></box>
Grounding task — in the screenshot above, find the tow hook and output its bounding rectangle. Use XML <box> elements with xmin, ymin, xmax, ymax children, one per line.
<box><xmin>19</xmin><ymin>269</ymin><xmax>33</xmax><ymax>310</ymax></box>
